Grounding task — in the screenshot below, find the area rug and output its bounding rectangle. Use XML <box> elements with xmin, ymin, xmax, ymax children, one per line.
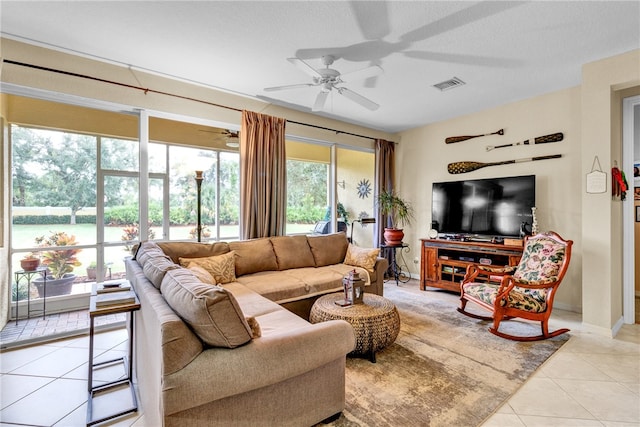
<box><xmin>325</xmin><ymin>283</ymin><xmax>570</xmax><ymax>427</ymax></box>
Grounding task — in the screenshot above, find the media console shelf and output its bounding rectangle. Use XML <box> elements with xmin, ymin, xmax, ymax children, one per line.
<box><xmin>420</xmin><ymin>238</ymin><xmax>523</xmax><ymax>292</ymax></box>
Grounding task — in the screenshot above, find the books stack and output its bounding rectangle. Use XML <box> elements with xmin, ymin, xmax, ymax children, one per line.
<box><xmin>95</xmin><ymin>290</ymin><xmax>136</xmax><ymax>308</ymax></box>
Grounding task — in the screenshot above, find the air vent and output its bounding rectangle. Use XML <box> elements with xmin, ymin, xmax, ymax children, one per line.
<box><xmin>433</xmin><ymin>77</ymin><xmax>466</xmax><ymax>91</ymax></box>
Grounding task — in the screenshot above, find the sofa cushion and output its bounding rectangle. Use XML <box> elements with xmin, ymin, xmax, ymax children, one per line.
<box><xmin>307</xmin><ymin>232</ymin><xmax>349</xmax><ymax>267</ymax></box>
<box><xmin>160</xmin><ymin>268</ymin><xmax>253</xmax><ymax>348</ymax></box>
<box><xmin>143</xmin><ymin>255</ymin><xmax>180</xmax><ymax>289</ymax></box>
<box><xmin>178</xmin><ymin>251</ymin><xmax>237</xmax><ymax>284</ymax></box>
<box><xmin>136</xmin><ymin>241</ymin><xmax>170</xmax><ymax>267</ymax></box>
<box><xmin>344</xmin><ymin>243</ymin><xmax>380</xmax><ymax>273</ymax></box>
<box><xmin>270</xmin><ymin>235</ymin><xmax>315</xmax><ymax>270</ymax></box>
<box><xmin>229</xmin><ymin>238</ymin><xmax>278</xmax><ymax>276</ymax></box>
<box><xmin>235</xmin><ymin>267</ymin><xmax>347</xmax><ymax>304</ymax></box>
<box><xmin>158</xmin><ymin>241</ymin><xmax>230</xmax><ymax>264</ymax></box>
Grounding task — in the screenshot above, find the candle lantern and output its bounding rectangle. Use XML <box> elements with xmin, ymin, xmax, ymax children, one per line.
<box><xmin>342</xmin><ymin>269</ymin><xmax>365</xmax><ymax>305</ymax></box>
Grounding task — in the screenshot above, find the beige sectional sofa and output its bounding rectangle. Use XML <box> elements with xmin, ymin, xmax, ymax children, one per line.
<box><xmin>125</xmin><ymin>232</ymin><xmax>388</xmax><ymax>426</ymax></box>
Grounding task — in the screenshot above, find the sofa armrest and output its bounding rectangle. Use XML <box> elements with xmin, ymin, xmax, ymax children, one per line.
<box><xmin>366</xmin><ymin>257</ymin><xmax>389</xmax><ymax>296</ymax></box>
<box><xmin>161</xmin><ymin>319</ymin><xmax>355</xmax><ymax>416</ymax></box>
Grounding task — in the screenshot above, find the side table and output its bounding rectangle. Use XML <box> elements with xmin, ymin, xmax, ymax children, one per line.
<box><xmin>87</xmin><ymin>282</ymin><xmax>140</xmax><ymax>426</ymax></box>
<box><xmin>380</xmin><ymin>243</ymin><xmax>411</xmax><ymax>285</ymax></box>
<box><xmin>13</xmin><ymin>268</ymin><xmax>47</xmax><ymax>325</ymax></box>
<box><xmin>310</xmin><ymin>293</ymin><xmax>400</xmax><ymax>363</ymax></box>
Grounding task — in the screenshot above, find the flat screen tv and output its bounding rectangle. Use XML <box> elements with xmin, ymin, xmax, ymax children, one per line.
<box><xmin>431</xmin><ymin>175</ymin><xmax>535</xmax><ymax>238</ymax></box>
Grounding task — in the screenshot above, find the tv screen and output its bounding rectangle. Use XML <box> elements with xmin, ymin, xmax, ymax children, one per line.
<box><xmin>431</xmin><ymin>175</ymin><xmax>535</xmax><ymax>238</ymax></box>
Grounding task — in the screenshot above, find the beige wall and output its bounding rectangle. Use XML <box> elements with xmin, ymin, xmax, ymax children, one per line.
<box><xmin>397</xmin><ymin>87</ymin><xmax>583</xmax><ymax>312</ymax></box>
<box><xmin>581</xmin><ymin>49</ymin><xmax>640</xmax><ymax>334</ymax></box>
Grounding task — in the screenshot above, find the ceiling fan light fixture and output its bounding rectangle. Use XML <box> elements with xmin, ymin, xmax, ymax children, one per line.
<box><xmin>225</xmin><ymin>135</ymin><xmax>239</xmax><ymax>148</ymax></box>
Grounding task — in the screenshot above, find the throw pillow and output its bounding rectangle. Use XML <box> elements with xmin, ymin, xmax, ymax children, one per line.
<box><xmin>179</xmin><ymin>251</ymin><xmax>237</xmax><ymax>284</ymax></box>
<box><xmin>161</xmin><ymin>268</ymin><xmax>253</xmax><ymax>348</ymax></box>
<box><xmin>344</xmin><ymin>243</ymin><xmax>380</xmax><ymax>272</ymax></box>
<box><xmin>187</xmin><ymin>263</ymin><xmax>216</xmax><ymax>285</ymax></box>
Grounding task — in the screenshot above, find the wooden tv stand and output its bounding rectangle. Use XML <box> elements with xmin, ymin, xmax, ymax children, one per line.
<box><xmin>420</xmin><ymin>238</ymin><xmax>523</xmax><ymax>292</ymax></box>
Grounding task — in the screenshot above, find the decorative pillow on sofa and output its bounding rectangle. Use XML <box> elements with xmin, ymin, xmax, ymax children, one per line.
<box><xmin>229</xmin><ymin>238</ymin><xmax>278</xmax><ymax>276</ymax></box>
<box><xmin>344</xmin><ymin>243</ymin><xmax>380</xmax><ymax>272</ymax></box>
<box><xmin>270</xmin><ymin>235</ymin><xmax>315</xmax><ymax>270</ymax></box>
<box><xmin>307</xmin><ymin>232</ymin><xmax>349</xmax><ymax>266</ymax></box>
<box><xmin>178</xmin><ymin>251</ymin><xmax>237</xmax><ymax>284</ymax></box>
<box><xmin>160</xmin><ymin>268</ymin><xmax>253</xmax><ymax>348</ymax></box>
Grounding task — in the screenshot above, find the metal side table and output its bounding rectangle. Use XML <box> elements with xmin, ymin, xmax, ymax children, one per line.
<box><xmin>13</xmin><ymin>267</ymin><xmax>47</xmax><ymax>324</ymax></box>
<box><xmin>87</xmin><ymin>282</ymin><xmax>140</xmax><ymax>426</ymax></box>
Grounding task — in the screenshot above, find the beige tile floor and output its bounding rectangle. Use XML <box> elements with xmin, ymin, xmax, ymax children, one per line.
<box><xmin>0</xmin><ymin>286</ymin><xmax>638</xmax><ymax>427</ymax></box>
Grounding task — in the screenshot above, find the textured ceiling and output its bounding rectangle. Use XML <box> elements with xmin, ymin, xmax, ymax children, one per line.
<box><xmin>1</xmin><ymin>1</ymin><xmax>639</xmax><ymax>133</ymax></box>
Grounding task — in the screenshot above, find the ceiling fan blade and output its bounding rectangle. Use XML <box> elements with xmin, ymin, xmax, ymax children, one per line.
<box><xmin>287</xmin><ymin>57</ymin><xmax>323</xmax><ymax>78</ymax></box>
<box><xmin>312</xmin><ymin>90</ymin><xmax>329</xmax><ymax>111</ymax></box>
<box><xmin>337</xmin><ymin>87</ymin><xmax>379</xmax><ymax>111</ymax></box>
<box><xmin>264</xmin><ymin>83</ymin><xmax>315</xmax><ymax>92</ymax></box>
<box><xmin>340</xmin><ymin>65</ymin><xmax>383</xmax><ymax>82</ymax></box>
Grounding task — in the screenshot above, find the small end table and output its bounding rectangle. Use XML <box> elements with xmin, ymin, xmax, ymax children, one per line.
<box><xmin>380</xmin><ymin>243</ymin><xmax>411</xmax><ymax>285</ymax></box>
<box><xmin>13</xmin><ymin>267</ymin><xmax>47</xmax><ymax>324</ymax></box>
<box><xmin>87</xmin><ymin>281</ymin><xmax>140</xmax><ymax>426</ymax></box>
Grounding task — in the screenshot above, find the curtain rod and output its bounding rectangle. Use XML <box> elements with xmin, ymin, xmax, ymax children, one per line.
<box><xmin>4</xmin><ymin>59</ymin><xmax>380</xmax><ymax>142</ymax></box>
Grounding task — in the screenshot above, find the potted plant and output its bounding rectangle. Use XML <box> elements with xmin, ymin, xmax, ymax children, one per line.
<box><xmin>33</xmin><ymin>231</ymin><xmax>82</xmax><ymax>297</ymax></box>
<box><xmin>376</xmin><ymin>190</ymin><xmax>415</xmax><ymax>245</ymax></box>
<box><xmin>20</xmin><ymin>252</ymin><xmax>40</xmax><ymax>271</ymax></box>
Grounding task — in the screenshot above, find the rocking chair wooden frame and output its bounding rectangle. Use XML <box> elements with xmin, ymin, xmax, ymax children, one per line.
<box><xmin>457</xmin><ymin>231</ymin><xmax>573</xmax><ymax>342</ymax></box>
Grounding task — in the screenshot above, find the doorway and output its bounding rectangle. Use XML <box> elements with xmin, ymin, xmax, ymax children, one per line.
<box><xmin>622</xmin><ymin>94</ymin><xmax>640</xmax><ymax>324</ymax></box>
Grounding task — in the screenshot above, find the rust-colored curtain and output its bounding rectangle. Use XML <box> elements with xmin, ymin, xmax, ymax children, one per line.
<box><xmin>240</xmin><ymin>110</ymin><xmax>287</xmax><ymax>239</ymax></box>
<box><xmin>374</xmin><ymin>139</ymin><xmax>395</xmax><ymax>249</ymax></box>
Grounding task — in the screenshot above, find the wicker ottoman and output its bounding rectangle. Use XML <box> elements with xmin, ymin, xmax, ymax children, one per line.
<box><xmin>310</xmin><ymin>293</ymin><xmax>400</xmax><ymax>362</ymax></box>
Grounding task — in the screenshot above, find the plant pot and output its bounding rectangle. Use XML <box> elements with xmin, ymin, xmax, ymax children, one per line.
<box><xmin>20</xmin><ymin>258</ymin><xmax>40</xmax><ymax>271</ymax></box>
<box><xmin>33</xmin><ymin>274</ymin><xmax>76</xmax><ymax>298</ymax></box>
<box><xmin>384</xmin><ymin>228</ymin><xmax>404</xmax><ymax>246</ymax></box>
<box><xmin>86</xmin><ymin>267</ymin><xmax>97</xmax><ymax>280</ymax></box>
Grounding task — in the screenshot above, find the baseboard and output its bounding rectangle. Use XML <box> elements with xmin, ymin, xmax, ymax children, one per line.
<box><xmin>580</xmin><ymin>316</ymin><xmax>625</xmax><ymax>338</ymax></box>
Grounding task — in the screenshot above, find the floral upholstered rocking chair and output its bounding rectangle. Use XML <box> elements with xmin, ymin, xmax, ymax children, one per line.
<box><xmin>458</xmin><ymin>231</ymin><xmax>573</xmax><ymax>341</ymax></box>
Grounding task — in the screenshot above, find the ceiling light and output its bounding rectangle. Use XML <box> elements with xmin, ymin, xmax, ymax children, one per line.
<box><xmin>226</xmin><ymin>136</ymin><xmax>239</xmax><ymax>148</ymax></box>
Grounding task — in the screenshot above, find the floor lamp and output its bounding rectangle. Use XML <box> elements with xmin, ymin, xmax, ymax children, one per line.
<box><xmin>350</xmin><ymin>217</ymin><xmax>376</xmax><ymax>244</ymax></box>
<box><xmin>195</xmin><ymin>170</ymin><xmax>203</xmax><ymax>242</ymax></box>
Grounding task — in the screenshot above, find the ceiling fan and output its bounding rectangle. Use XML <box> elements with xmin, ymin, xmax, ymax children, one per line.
<box><xmin>264</xmin><ymin>55</ymin><xmax>383</xmax><ymax>111</ymax></box>
<box><xmin>199</xmin><ymin>129</ymin><xmax>240</xmax><ymax>148</ymax></box>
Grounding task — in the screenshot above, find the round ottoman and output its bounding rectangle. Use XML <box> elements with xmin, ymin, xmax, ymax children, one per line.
<box><xmin>310</xmin><ymin>293</ymin><xmax>400</xmax><ymax>362</ymax></box>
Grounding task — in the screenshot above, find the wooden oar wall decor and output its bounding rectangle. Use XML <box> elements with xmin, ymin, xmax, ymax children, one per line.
<box><xmin>445</xmin><ymin>131</ymin><xmax>565</xmax><ymax>174</ymax></box>
<box><xmin>448</xmin><ymin>154</ymin><xmax>562</xmax><ymax>174</ymax></box>
<box><xmin>445</xmin><ymin>129</ymin><xmax>504</xmax><ymax>144</ymax></box>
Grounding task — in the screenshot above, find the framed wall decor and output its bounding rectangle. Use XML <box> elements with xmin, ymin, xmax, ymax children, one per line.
<box><xmin>636</xmin><ymin>205</ymin><xmax>640</xmax><ymax>222</ymax></box>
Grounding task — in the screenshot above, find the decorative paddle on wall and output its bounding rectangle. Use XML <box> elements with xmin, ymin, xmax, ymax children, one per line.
<box><xmin>485</xmin><ymin>132</ymin><xmax>563</xmax><ymax>151</ymax></box>
<box><xmin>447</xmin><ymin>154</ymin><xmax>562</xmax><ymax>174</ymax></box>
<box><xmin>445</xmin><ymin>129</ymin><xmax>504</xmax><ymax>144</ymax></box>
